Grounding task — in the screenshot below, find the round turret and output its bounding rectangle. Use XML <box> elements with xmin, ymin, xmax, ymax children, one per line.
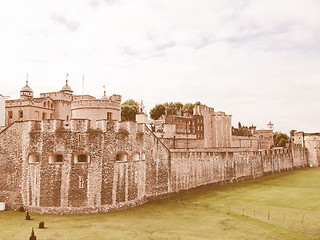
<box><xmin>20</xmin><ymin>80</ymin><xmax>33</xmax><ymax>99</ymax></box>
<box><xmin>101</xmin><ymin>85</ymin><xmax>108</xmax><ymax>100</ymax></box>
<box><xmin>61</xmin><ymin>77</ymin><xmax>73</xmax><ymax>94</ymax></box>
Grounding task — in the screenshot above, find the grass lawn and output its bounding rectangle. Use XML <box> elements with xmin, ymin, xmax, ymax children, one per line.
<box><xmin>0</xmin><ymin>167</ymin><xmax>319</xmax><ymax>240</ymax></box>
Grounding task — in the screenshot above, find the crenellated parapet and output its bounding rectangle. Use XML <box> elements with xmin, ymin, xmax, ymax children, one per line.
<box><xmin>71</xmin><ymin>99</ymin><xmax>120</xmax><ymax>110</ymax></box>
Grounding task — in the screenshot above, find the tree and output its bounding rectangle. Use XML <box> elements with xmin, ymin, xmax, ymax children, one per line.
<box><xmin>121</xmin><ymin>99</ymin><xmax>139</xmax><ymax>122</ymax></box>
<box><xmin>163</xmin><ymin>102</ymin><xmax>184</xmax><ymax>115</ymax></box>
<box><xmin>273</xmin><ymin>132</ymin><xmax>290</xmax><ymax>147</ymax></box>
<box><xmin>290</xmin><ymin>129</ymin><xmax>297</xmax><ymax>137</ymax></box>
<box><xmin>149</xmin><ymin>104</ymin><xmax>166</xmax><ymax>120</ymax></box>
<box><xmin>183</xmin><ymin>103</ymin><xmax>195</xmax><ymax>115</ymax></box>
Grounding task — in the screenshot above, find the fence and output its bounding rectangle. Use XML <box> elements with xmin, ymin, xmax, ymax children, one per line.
<box><xmin>168</xmin><ymin>198</ymin><xmax>320</xmax><ymax>234</ymax></box>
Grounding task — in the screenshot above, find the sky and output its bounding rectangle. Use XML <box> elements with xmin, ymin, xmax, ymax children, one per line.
<box><xmin>0</xmin><ymin>0</ymin><xmax>319</xmax><ymax>134</ymax></box>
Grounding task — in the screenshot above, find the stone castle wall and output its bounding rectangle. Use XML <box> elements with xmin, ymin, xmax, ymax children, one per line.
<box><xmin>0</xmin><ymin>120</ymin><xmax>308</xmax><ymax>214</ymax></box>
<box><xmin>170</xmin><ymin>145</ymin><xmax>306</xmax><ymax>193</ymax></box>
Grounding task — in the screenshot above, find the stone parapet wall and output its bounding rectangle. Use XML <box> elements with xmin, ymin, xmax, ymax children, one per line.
<box><xmin>170</xmin><ymin>145</ymin><xmax>307</xmax><ymax>193</ymax></box>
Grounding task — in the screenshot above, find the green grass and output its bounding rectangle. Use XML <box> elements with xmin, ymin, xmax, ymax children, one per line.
<box><xmin>0</xmin><ymin>167</ymin><xmax>319</xmax><ymax>240</ymax></box>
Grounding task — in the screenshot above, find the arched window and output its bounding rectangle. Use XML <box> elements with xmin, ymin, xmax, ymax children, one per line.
<box><xmin>132</xmin><ymin>152</ymin><xmax>140</xmax><ymax>161</ymax></box>
<box><xmin>141</xmin><ymin>152</ymin><xmax>146</xmax><ymax>160</ymax></box>
<box><xmin>49</xmin><ymin>154</ymin><xmax>63</xmax><ymax>164</ymax></box>
<box><xmin>51</xmin><ymin>103</ymin><xmax>54</xmax><ymax>109</ymax></box>
<box><xmin>74</xmin><ymin>154</ymin><xmax>90</xmax><ymax>163</ymax></box>
<box><xmin>44</xmin><ymin>102</ymin><xmax>46</xmax><ymax>108</ymax></box>
<box><xmin>29</xmin><ymin>153</ymin><xmax>40</xmax><ymax>163</ymax></box>
<box><xmin>116</xmin><ymin>153</ymin><xmax>127</xmax><ymax>162</ymax></box>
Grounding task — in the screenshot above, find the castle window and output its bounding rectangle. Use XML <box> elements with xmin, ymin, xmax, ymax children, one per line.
<box><xmin>18</xmin><ymin>110</ymin><xmax>23</xmax><ymax>118</ymax></box>
<box><xmin>107</xmin><ymin>112</ymin><xmax>112</xmax><ymax>120</ymax></box>
<box><xmin>8</xmin><ymin>111</ymin><xmax>13</xmax><ymax>119</ymax></box>
<box><xmin>29</xmin><ymin>153</ymin><xmax>40</xmax><ymax>163</ymax></box>
<box><xmin>141</xmin><ymin>152</ymin><xmax>146</xmax><ymax>160</ymax></box>
<box><xmin>44</xmin><ymin>102</ymin><xmax>46</xmax><ymax>108</ymax></box>
<box><xmin>51</xmin><ymin>103</ymin><xmax>54</xmax><ymax>109</ymax></box>
<box><xmin>132</xmin><ymin>152</ymin><xmax>140</xmax><ymax>161</ymax></box>
<box><xmin>116</xmin><ymin>153</ymin><xmax>127</xmax><ymax>162</ymax></box>
<box><xmin>42</xmin><ymin>112</ymin><xmax>47</xmax><ymax>119</ymax></box>
<box><xmin>49</xmin><ymin>154</ymin><xmax>63</xmax><ymax>164</ymax></box>
<box><xmin>134</xmin><ymin>171</ymin><xmax>138</xmax><ymax>183</ymax></box>
<box><xmin>74</xmin><ymin>154</ymin><xmax>90</xmax><ymax>163</ymax></box>
<box><xmin>79</xmin><ymin>176</ymin><xmax>84</xmax><ymax>188</ymax></box>
<box><xmin>50</xmin><ymin>113</ymin><xmax>54</xmax><ymax>119</ymax></box>
<box><xmin>66</xmin><ymin>115</ymin><xmax>69</xmax><ymax>121</ymax></box>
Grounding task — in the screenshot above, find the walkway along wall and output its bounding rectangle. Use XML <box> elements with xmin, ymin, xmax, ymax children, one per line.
<box><xmin>0</xmin><ymin>120</ymin><xmax>308</xmax><ymax>214</ymax></box>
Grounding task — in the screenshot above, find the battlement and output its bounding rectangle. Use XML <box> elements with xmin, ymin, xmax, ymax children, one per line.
<box><xmin>114</xmin><ymin>121</ymin><xmax>146</xmax><ymax>134</ymax></box>
<box><xmin>24</xmin><ymin>119</ymin><xmax>147</xmax><ymax>135</ymax></box>
<box><xmin>40</xmin><ymin>91</ymin><xmax>72</xmax><ymax>101</ymax></box>
<box><xmin>71</xmin><ymin>99</ymin><xmax>121</xmax><ymax>110</ymax></box>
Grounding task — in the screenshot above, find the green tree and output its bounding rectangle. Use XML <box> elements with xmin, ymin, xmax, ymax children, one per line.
<box><xmin>273</xmin><ymin>132</ymin><xmax>290</xmax><ymax>147</ymax></box>
<box><xmin>163</xmin><ymin>102</ymin><xmax>184</xmax><ymax>115</ymax></box>
<box><xmin>290</xmin><ymin>129</ymin><xmax>297</xmax><ymax>137</ymax></box>
<box><xmin>121</xmin><ymin>99</ymin><xmax>139</xmax><ymax>122</ymax></box>
<box><xmin>150</xmin><ymin>104</ymin><xmax>166</xmax><ymax>120</ymax></box>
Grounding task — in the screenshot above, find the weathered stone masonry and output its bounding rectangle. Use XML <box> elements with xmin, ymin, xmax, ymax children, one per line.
<box><xmin>0</xmin><ymin>119</ymin><xmax>307</xmax><ymax>214</ymax></box>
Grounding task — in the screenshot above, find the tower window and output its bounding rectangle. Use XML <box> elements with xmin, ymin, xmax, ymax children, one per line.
<box><xmin>8</xmin><ymin>111</ymin><xmax>13</xmax><ymax>119</ymax></box>
<box><xmin>49</xmin><ymin>154</ymin><xmax>63</xmax><ymax>163</ymax></box>
<box><xmin>107</xmin><ymin>112</ymin><xmax>112</xmax><ymax>120</ymax></box>
<box><xmin>29</xmin><ymin>153</ymin><xmax>40</xmax><ymax>163</ymax></box>
<box><xmin>132</xmin><ymin>152</ymin><xmax>140</xmax><ymax>161</ymax></box>
<box><xmin>74</xmin><ymin>154</ymin><xmax>90</xmax><ymax>163</ymax></box>
<box><xmin>18</xmin><ymin>110</ymin><xmax>23</xmax><ymax>118</ymax></box>
<box><xmin>79</xmin><ymin>176</ymin><xmax>84</xmax><ymax>188</ymax></box>
<box><xmin>116</xmin><ymin>153</ymin><xmax>127</xmax><ymax>162</ymax></box>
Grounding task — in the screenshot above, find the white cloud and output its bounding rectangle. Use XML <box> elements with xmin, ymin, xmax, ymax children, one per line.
<box><xmin>0</xmin><ymin>0</ymin><xmax>319</xmax><ymax>133</ymax></box>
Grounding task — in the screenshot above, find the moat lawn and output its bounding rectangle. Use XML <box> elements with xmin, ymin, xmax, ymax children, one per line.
<box><xmin>0</xmin><ymin>167</ymin><xmax>319</xmax><ymax>240</ymax></box>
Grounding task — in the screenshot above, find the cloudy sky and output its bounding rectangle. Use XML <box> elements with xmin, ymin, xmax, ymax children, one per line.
<box><xmin>0</xmin><ymin>0</ymin><xmax>319</xmax><ymax>133</ymax></box>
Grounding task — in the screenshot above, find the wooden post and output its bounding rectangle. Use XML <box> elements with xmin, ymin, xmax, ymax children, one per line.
<box><xmin>29</xmin><ymin>228</ymin><xmax>36</xmax><ymax>240</ymax></box>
